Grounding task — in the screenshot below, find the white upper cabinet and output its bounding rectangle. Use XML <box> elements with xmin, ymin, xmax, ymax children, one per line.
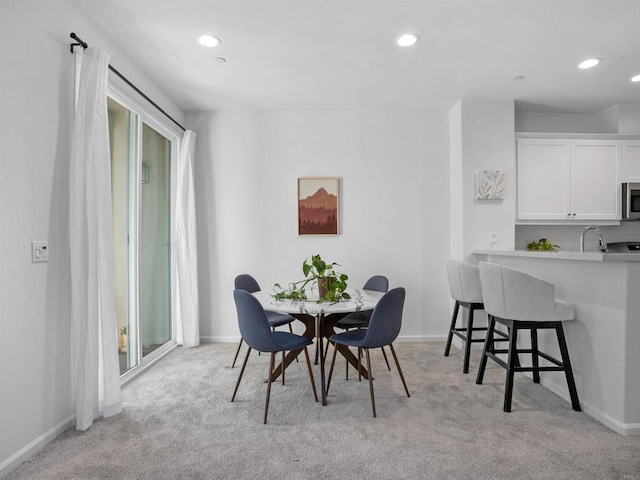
<box><xmin>622</xmin><ymin>140</ymin><xmax>640</xmax><ymax>182</ymax></box>
<box><xmin>570</xmin><ymin>140</ymin><xmax>621</xmax><ymax>220</ymax></box>
<box><xmin>517</xmin><ymin>138</ymin><xmax>621</xmax><ymax>222</ymax></box>
<box><xmin>517</xmin><ymin>139</ymin><xmax>570</xmax><ymax>220</ymax></box>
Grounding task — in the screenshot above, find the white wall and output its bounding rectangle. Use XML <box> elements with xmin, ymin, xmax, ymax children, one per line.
<box><xmin>515</xmin><ymin>112</ymin><xmax>600</xmax><ymax>133</ymax></box>
<box><xmin>516</xmin><ymin>105</ymin><xmax>640</xmax><ymax>135</ymax></box>
<box><xmin>618</xmin><ymin>104</ymin><xmax>640</xmax><ymax>135</ymax></box>
<box><xmin>187</xmin><ymin>109</ymin><xmax>452</xmax><ymax>342</ymax></box>
<box><xmin>450</xmin><ymin>100</ymin><xmax>516</xmax><ymax>259</ymax></box>
<box><xmin>0</xmin><ymin>0</ymin><xmax>184</xmax><ymax>474</ymax></box>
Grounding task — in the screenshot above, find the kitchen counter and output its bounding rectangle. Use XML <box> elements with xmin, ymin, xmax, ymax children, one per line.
<box><xmin>473</xmin><ymin>248</ymin><xmax>640</xmax><ymax>262</ymax></box>
<box><xmin>472</xmin><ymin>250</ymin><xmax>640</xmax><ymax>435</ymax></box>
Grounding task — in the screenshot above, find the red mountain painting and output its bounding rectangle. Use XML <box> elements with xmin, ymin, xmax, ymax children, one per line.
<box><xmin>298</xmin><ymin>187</ymin><xmax>338</xmax><ymax>234</ymax></box>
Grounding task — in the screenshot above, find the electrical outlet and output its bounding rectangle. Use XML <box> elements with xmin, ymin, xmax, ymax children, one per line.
<box><xmin>31</xmin><ymin>241</ymin><xmax>49</xmax><ymax>263</ymax></box>
<box><xmin>490</xmin><ymin>232</ymin><xmax>498</xmax><ymax>246</ymax></box>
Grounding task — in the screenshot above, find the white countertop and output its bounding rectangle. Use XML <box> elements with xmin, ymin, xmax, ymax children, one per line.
<box><xmin>473</xmin><ymin>249</ymin><xmax>640</xmax><ymax>262</ymax></box>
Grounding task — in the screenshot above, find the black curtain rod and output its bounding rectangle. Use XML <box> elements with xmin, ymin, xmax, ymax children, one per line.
<box><xmin>70</xmin><ymin>33</ymin><xmax>186</xmax><ymax>132</ymax></box>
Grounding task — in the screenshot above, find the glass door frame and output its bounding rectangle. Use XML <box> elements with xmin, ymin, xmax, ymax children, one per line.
<box><xmin>107</xmin><ymin>75</ymin><xmax>182</xmax><ymax>384</ymax></box>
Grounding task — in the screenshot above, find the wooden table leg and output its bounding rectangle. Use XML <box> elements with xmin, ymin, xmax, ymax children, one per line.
<box><xmin>320</xmin><ymin>312</ymin><xmax>370</xmax><ymax>380</ymax></box>
<box><xmin>318</xmin><ymin>313</ymin><xmax>327</xmax><ymax>405</ymax></box>
<box><xmin>334</xmin><ymin>344</ymin><xmax>369</xmax><ymax>379</ymax></box>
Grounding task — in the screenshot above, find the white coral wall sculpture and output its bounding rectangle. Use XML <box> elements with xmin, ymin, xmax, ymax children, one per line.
<box><xmin>475</xmin><ymin>170</ymin><xmax>505</xmax><ymax>200</ymax></box>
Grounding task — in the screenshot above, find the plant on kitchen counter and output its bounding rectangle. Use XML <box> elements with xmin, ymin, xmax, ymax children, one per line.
<box><xmin>527</xmin><ymin>238</ymin><xmax>559</xmax><ymax>251</ymax></box>
<box><xmin>273</xmin><ymin>254</ymin><xmax>350</xmax><ymax>302</ymax></box>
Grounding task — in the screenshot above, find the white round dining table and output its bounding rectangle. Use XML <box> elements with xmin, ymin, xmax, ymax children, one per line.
<box><xmin>252</xmin><ymin>289</ymin><xmax>384</xmax><ymax>405</ymax></box>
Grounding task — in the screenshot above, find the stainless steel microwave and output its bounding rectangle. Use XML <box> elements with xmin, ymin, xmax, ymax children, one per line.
<box><xmin>622</xmin><ymin>182</ymin><xmax>640</xmax><ymax>220</ymax></box>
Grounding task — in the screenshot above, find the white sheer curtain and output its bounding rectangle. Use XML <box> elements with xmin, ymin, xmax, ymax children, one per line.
<box><xmin>69</xmin><ymin>47</ymin><xmax>122</xmax><ymax>431</ymax></box>
<box><xmin>176</xmin><ymin>130</ymin><xmax>200</xmax><ymax>347</ymax></box>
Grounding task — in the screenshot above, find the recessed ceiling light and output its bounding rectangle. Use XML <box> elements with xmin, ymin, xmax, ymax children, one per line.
<box><xmin>198</xmin><ymin>35</ymin><xmax>221</xmax><ymax>47</ymax></box>
<box><xmin>578</xmin><ymin>58</ymin><xmax>602</xmax><ymax>69</ymax></box>
<box><xmin>396</xmin><ymin>33</ymin><xmax>419</xmax><ymax>47</ymax></box>
<box><xmin>631</xmin><ymin>74</ymin><xmax>640</xmax><ymax>83</ymax></box>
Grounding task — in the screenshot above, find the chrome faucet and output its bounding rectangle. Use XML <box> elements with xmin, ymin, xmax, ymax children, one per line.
<box><xmin>579</xmin><ymin>225</ymin><xmax>608</xmax><ymax>253</ymax></box>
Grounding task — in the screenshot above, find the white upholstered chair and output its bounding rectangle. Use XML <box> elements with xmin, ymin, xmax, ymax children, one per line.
<box><xmin>476</xmin><ymin>262</ymin><xmax>581</xmax><ymax>413</ymax></box>
<box><xmin>444</xmin><ymin>259</ymin><xmax>498</xmax><ymax>373</ymax></box>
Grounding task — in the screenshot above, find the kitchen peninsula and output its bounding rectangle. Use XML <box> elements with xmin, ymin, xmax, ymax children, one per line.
<box><xmin>473</xmin><ymin>249</ymin><xmax>640</xmax><ymax>435</ymax></box>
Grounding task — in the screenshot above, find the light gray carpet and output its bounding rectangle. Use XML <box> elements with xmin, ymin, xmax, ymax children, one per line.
<box><xmin>6</xmin><ymin>341</ymin><xmax>640</xmax><ymax>480</ymax></box>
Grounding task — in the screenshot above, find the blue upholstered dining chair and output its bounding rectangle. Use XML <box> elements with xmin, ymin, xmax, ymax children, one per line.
<box><xmin>231</xmin><ymin>289</ymin><xmax>318</xmax><ymax>424</ymax></box>
<box><xmin>327</xmin><ymin>287</ymin><xmax>410</xmax><ymax>417</ymax></box>
<box><xmin>231</xmin><ymin>274</ymin><xmax>296</xmax><ymax>368</ymax></box>
<box><xmin>326</xmin><ymin>275</ymin><xmax>391</xmax><ymax>374</ymax></box>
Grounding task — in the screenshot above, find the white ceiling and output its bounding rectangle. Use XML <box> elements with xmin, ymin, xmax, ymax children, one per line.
<box><xmin>73</xmin><ymin>0</ymin><xmax>640</xmax><ymax>114</ymax></box>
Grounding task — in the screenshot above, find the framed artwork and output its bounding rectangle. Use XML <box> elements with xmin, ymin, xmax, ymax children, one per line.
<box><xmin>474</xmin><ymin>170</ymin><xmax>505</xmax><ymax>200</ymax></box>
<box><xmin>298</xmin><ymin>177</ymin><xmax>339</xmax><ymax>235</ymax></box>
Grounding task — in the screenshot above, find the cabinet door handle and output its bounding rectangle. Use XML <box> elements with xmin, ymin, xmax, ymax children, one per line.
<box><xmin>567</xmin><ymin>213</ymin><xmax>571</xmax><ymax>217</ymax></box>
<box><xmin>572</xmin><ymin>213</ymin><xmax>576</xmax><ymax>216</ymax></box>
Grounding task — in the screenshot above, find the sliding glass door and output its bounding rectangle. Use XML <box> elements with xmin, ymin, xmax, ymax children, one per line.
<box><xmin>139</xmin><ymin>124</ymin><xmax>172</xmax><ymax>358</ymax></box>
<box><xmin>107</xmin><ymin>89</ymin><xmax>178</xmax><ymax>379</ymax></box>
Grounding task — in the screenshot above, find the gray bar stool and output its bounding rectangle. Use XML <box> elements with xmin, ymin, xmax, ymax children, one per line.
<box><xmin>444</xmin><ymin>259</ymin><xmax>499</xmax><ymax>373</ymax></box>
<box><xmin>476</xmin><ymin>262</ymin><xmax>581</xmax><ymax>413</ymax></box>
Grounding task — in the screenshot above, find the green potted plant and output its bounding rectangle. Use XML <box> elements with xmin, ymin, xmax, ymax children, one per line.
<box><xmin>273</xmin><ymin>254</ymin><xmax>351</xmax><ymax>302</ymax></box>
<box><xmin>526</xmin><ymin>238</ymin><xmax>559</xmax><ymax>251</ymax></box>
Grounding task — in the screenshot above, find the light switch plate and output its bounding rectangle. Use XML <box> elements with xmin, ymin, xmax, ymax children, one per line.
<box><xmin>31</xmin><ymin>241</ymin><xmax>49</xmax><ymax>263</ymax></box>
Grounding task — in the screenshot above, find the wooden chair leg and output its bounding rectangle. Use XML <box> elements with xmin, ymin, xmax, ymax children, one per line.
<box><xmin>326</xmin><ymin>341</ymin><xmax>339</xmax><ymax>395</ymax></box>
<box><xmin>264</xmin><ymin>352</ymin><xmax>275</xmax><ymax>424</ymax></box>
<box><xmin>231</xmin><ymin>337</ymin><xmax>244</xmax><ymax>368</ymax></box>
<box><xmin>380</xmin><ymin>346</ymin><xmax>391</xmax><ymax>371</ymax></box>
<box><xmin>345</xmin><ymin>352</ymin><xmax>349</xmax><ymax>381</ymax></box>
<box><xmin>476</xmin><ymin>316</ymin><xmax>496</xmax><ymax>385</ymax></box>
<box><xmin>358</xmin><ymin>347</ymin><xmax>362</xmax><ymax>382</ymax></box>
<box><xmin>282</xmin><ymin>351</ymin><xmax>285</xmax><ymax>385</ymax></box>
<box><xmin>231</xmin><ymin>347</ymin><xmax>252</xmax><ymax>401</ymax></box>
<box><xmin>463</xmin><ymin>306</ymin><xmax>475</xmax><ymax>374</ymax></box>
<box><xmin>531</xmin><ymin>327</ymin><xmax>540</xmax><ymax>383</ymax></box>
<box><xmin>364</xmin><ymin>348</ymin><xmax>376</xmax><ymax>418</ymax></box>
<box><xmin>303</xmin><ymin>346</ymin><xmax>318</xmax><ymax>402</ymax></box>
<box><xmin>555</xmin><ymin>322</ymin><xmax>581</xmax><ymax>412</ymax></box>
<box><xmin>503</xmin><ymin>325</ymin><xmax>518</xmax><ymax>412</ymax></box>
<box><xmin>389</xmin><ymin>343</ymin><xmax>410</xmax><ymax>397</ymax></box>
<box><xmin>444</xmin><ymin>301</ymin><xmax>460</xmax><ymax>356</ymax></box>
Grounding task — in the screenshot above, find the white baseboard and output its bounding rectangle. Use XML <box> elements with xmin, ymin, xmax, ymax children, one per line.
<box><xmin>578</xmin><ymin>401</ymin><xmax>640</xmax><ymax>436</ymax></box>
<box><xmin>539</xmin><ymin>378</ymin><xmax>640</xmax><ymax>436</ymax></box>
<box><xmin>199</xmin><ymin>336</ymin><xmax>238</xmax><ymax>344</ymax></box>
<box><xmin>396</xmin><ymin>335</ymin><xmax>446</xmax><ymax>342</ymax></box>
<box><xmin>200</xmin><ymin>335</ymin><xmax>445</xmax><ymax>344</ymax></box>
<box><xmin>0</xmin><ymin>414</ymin><xmax>75</xmax><ymax>478</ymax></box>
